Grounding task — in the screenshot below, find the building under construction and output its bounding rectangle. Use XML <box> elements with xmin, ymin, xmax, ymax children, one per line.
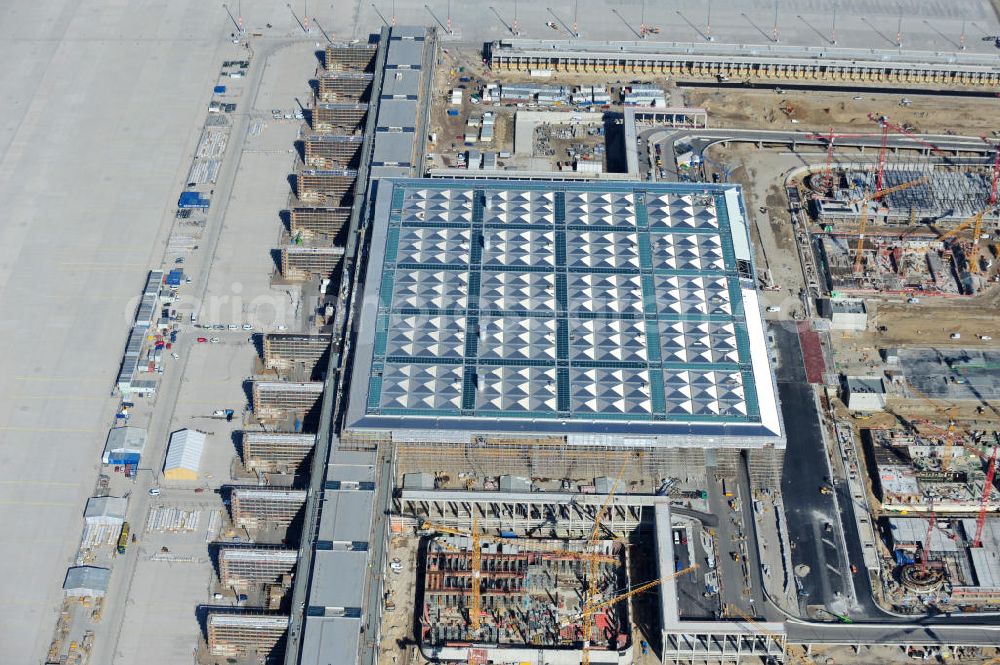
<box><xmin>813</xmin><ymin>168</ymin><xmax>997</xmax><ymax>226</ymax></box>
<box><xmin>241</xmin><ymin>432</ymin><xmax>316</xmax><ymax>472</ymax></box>
<box><xmin>803</xmin><ymin>164</ymin><xmax>999</xmax><ymax>296</ymax></box>
<box><xmin>219</xmin><ymin>546</ymin><xmax>299</xmax><ymax>588</ymax></box>
<box><xmin>295</xmin><ymin>169</ymin><xmax>357</xmax><ymax>205</ymax></box>
<box><xmin>288</xmin><ymin>206</ymin><xmax>351</xmax><ymax>238</ymax></box>
<box><xmin>317</xmin><ymin>72</ymin><xmax>373</xmax><ymax>102</ymax></box>
<box><xmin>251</xmin><ymin>380</ymin><xmax>324</xmax><ymax>424</ymax></box>
<box><xmin>310</xmin><ymin>103</ymin><xmax>368</xmax><ymax>133</ymax></box>
<box><xmin>279</xmin><ymin>245</ymin><xmax>345</xmax><ymax>280</ymax></box>
<box><xmin>263</xmin><ymin>333</ymin><xmax>331</xmax><ymax>375</ymax></box>
<box><xmin>230</xmin><ymin>488</ymin><xmax>307</xmax><ymax>530</ymax></box>
<box><xmin>303</xmin><ymin>134</ymin><xmax>365</xmax><ymax>169</ymax></box>
<box><xmin>206</xmin><ymin>613</ymin><xmax>289</xmax><ymax>659</ymax></box>
<box><xmin>488</xmin><ymin>38</ymin><xmax>1000</xmax><ymax>87</ymax></box>
<box><xmin>864</xmin><ymin>429</ymin><xmax>999</xmax><ymax>514</ymax></box>
<box><xmin>324</xmin><ymin>42</ymin><xmax>377</xmax><ymax>72</ymax></box>
<box><xmin>420</xmin><ymin>536</ymin><xmax>629</xmax><ymax>660</ymax></box>
<box><xmin>882</xmin><ymin>516</ymin><xmax>1000</xmax><ymax>612</ymax></box>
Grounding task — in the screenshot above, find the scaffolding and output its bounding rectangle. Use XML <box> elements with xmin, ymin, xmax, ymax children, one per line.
<box><xmin>241</xmin><ymin>432</ymin><xmax>316</xmax><ymax>472</ymax></box>
<box><xmin>317</xmin><ymin>72</ymin><xmax>373</xmax><ymax>103</ymax></box>
<box><xmin>263</xmin><ymin>334</ymin><xmax>332</xmax><ymax>375</ymax></box>
<box><xmin>303</xmin><ymin>134</ymin><xmax>365</xmax><ymax>169</ymax></box>
<box><xmin>324</xmin><ymin>43</ymin><xmax>377</xmax><ymax>72</ymax></box>
<box><xmin>251</xmin><ymin>380</ymin><xmax>324</xmax><ymax>424</ymax></box>
<box><xmin>218</xmin><ymin>547</ymin><xmax>299</xmax><ymax>588</ymax></box>
<box><xmin>288</xmin><ymin>206</ymin><xmax>352</xmax><ymax>238</ymax></box>
<box><xmin>310</xmin><ymin>104</ymin><xmax>368</xmax><ymax>134</ymax></box>
<box><xmin>206</xmin><ymin>613</ymin><xmax>289</xmax><ymax>658</ymax></box>
<box><xmin>393</xmin><ymin>436</ymin><xmax>744</xmax><ymax>487</ymax></box>
<box><xmin>295</xmin><ymin>169</ymin><xmax>357</xmax><ymax>205</ymax></box>
<box><xmin>230</xmin><ymin>488</ymin><xmax>307</xmax><ymax>529</ymax></box>
<box><xmin>279</xmin><ymin>245</ymin><xmax>345</xmax><ymax>280</ymax></box>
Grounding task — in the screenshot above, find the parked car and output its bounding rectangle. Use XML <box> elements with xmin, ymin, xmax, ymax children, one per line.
<box><xmin>197</xmin><ymin>337</ymin><xmax>208</xmax><ymax>343</ymax></box>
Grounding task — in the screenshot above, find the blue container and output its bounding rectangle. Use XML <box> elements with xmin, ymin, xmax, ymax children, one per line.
<box><xmin>108</xmin><ymin>451</ymin><xmax>141</xmax><ymax>466</ymax></box>
<box><xmin>214</xmin><ymin>85</ymin><xmax>226</xmax><ymax>94</ymax></box>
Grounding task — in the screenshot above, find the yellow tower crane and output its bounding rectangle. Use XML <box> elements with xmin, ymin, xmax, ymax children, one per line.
<box><xmin>904</xmin><ymin>382</ymin><xmax>963</xmax><ymax>472</ymax></box>
<box><xmin>853</xmin><ymin>176</ymin><xmax>929</xmax><ymax>274</ymax></box>
<box><xmin>420</xmin><ymin>519</ymin><xmax>619</xmax><ymax>635</ymax></box>
<box><xmin>580</xmin><ymin>460</ymin><xmax>629</xmax><ymax>665</ymax></box>
<box><xmin>935</xmin><ymin>208</ymin><xmax>994</xmax><ymax>274</ymax></box>
<box><xmin>569</xmin><ymin>565</ymin><xmax>698</xmax><ymax>621</ymax></box>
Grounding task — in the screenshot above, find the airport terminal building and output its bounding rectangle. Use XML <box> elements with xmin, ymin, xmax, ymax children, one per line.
<box><xmin>345</xmin><ymin>178</ymin><xmax>785</xmax><ymax>482</ymax></box>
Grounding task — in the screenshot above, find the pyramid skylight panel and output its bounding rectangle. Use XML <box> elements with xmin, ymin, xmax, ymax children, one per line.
<box><xmin>348</xmin><ymin>179</ymin><xmax>783</xmax><ymax>448</ymax></box>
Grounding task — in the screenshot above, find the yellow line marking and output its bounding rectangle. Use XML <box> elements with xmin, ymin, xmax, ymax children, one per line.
<box><xmin>58</xmin><ymin>262</ymin><xmax>148</xmax><ymax>267</ymax></box>
<box><xmin>0</xmin><ymin>426</ymin><xmax>98</xmax><ymax>433</ymax></box>
<box><xmin>34</xmin><ymin>294</ymin><xmax>131</xmax><ymax>301</ymax></box>
<box><xmin>0</xmin><ymin>480</ymin><xmax>79</xmax><ymax>487</ymax></box>
<box><xmin>12</xmin><ymin>395</ymin><xmax>104</xmax><ymax>401</ymax></box>
<box><xmin>0</xmin><ymin>500</ymin><xmax>76</xmax><ymax>507</ymax></box>
<box><xmin>15</xmin><ymin>376</ymin><xmax>106</xmax><ymax>382</ymax></box>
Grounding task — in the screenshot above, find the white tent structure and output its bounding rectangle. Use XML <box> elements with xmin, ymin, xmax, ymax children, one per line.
<box><xmin>163</xmin><ymin>429</ymin><xmax>206</xmax><ymax>480</ymax></box>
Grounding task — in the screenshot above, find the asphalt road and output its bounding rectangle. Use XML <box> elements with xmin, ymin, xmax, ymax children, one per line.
<box><xmin>773</xmin><ymin>324</ymin><xmax>854</xmax><ymax>615</ymax></box>
<box><xmin>92</xmin><ymin>34</ymin><xmax>290</xmax><ymax>665</ymax></box>
<box><xmin>677</xmin><ymin>80</ymin><xmax>1000</xmax><ymax>100</ymax></box>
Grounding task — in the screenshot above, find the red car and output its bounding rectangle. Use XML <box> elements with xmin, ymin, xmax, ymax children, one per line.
<box><xmin>197</xmin><ymin>337</ymin><xmax>208</xmax><ymax>343</ymax></box>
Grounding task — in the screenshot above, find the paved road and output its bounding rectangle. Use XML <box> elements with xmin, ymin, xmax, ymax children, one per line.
<box><xmin>92</xmin><ymin>34</ymin><xmax>298</xmax><ymax>665</ymax></box>
<box><xmin>772</xmin><ymin>324</ymin><xmax>854</xmax><ymax>615</ymax></box>
<box><xmin>678</xmin><ymin>80</ymin><xmax>1000</xmax><ymax>100</ymax></box>
<box><xmin>787</xmin><ymin>618</ymin><xmax>1000</xmax><ymax>647</ymax></box>
<box><xmin>685</xmin><ymin>127</ymin><xmax>997</xmax><ymax>157</ymax></box>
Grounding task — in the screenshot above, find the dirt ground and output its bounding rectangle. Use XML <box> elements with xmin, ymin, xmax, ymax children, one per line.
<box><xmin>682</xmin><ymin>85</ymin><xmax>1000</xmax><ymax>135</ymax></box>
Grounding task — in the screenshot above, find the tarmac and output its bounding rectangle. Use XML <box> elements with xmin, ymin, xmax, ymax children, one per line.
<box><xmin>774</xmin><ymin>324</ymin><xmax>856</xmax><ymax>615</ymax></box>
<box><xmin>3</xmin><ymin>1</ymin><xmax>1000</xmax><ymax>663</ymax></box>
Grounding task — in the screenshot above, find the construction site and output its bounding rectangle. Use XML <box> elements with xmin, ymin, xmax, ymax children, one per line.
<box><xmin>419</xmin><ymin>534</ymin><xmax>630</xmax><ymax>656</ymax></box>
<box><xmin>788</xmin><ymin>114</ymin><xmax>1000</xmax><ymax>297</ymax></box>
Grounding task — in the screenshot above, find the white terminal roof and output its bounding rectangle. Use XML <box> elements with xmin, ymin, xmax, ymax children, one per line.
<box><xmin>346</xmin><ymin>179</ymin><xmax>784</xmax><ymax>448</ymax></box>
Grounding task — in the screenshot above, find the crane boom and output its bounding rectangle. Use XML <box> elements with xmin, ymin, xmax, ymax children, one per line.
<box><xmin>853</xmin><ymin>177</ymin><xmax>929</xmax><ymax>274</ymax></box>
<box><xmin>582</xmin><ymin>460</ymin><xmax>628</xmax><ymax>665</ymax></box>
<box><xmin>470</xmin><ymin>515</ymin><xmax>481</xmax><ymax>632</ymax></box>
<box><xmin>974</xmin><ymin>447</ymin><xmax>998</xmax><ymax>548</ymax></box>
<box><xmin>904</xmin><ymin>382</ymin><xmax>960</xmax><ymax>471</ymax></box>
<box><xmin>576</xmin><ymin>565</ymin><xmax>697</xmax><ymax>618</ymax></box>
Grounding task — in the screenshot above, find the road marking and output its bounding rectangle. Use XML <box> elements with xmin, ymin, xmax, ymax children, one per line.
<box><xmin>12</xmin><ymin>395</ymin><xmax>104</xmax><ymax>402</ymax></box>
<box><xmin>0</xmin><ymin>500</ymin><xmax>76</xmax><ymax>507</ymax></box>
<box><xmin>15</xmin><ymin>376</ymin><xmax>105</xmax><ymax>382</ymax></box>
<box><xmin>0</xmin><ymin>480</ymin><xmax>79</xmax><ymax>487</ymax></box>
<box><xmin>34</xmin><ymin>293</ymin><xmax>131</xmax><ymax>301</ymax></box>
<box><xmin>0</xmin><ymin>426</ymin><xmax>98</xmax><ymax>433</ymax></box>
<box><xmin>58</xmin><ymin>262</ymin><xmax>148</xmax><ymax>268</ymax></box>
